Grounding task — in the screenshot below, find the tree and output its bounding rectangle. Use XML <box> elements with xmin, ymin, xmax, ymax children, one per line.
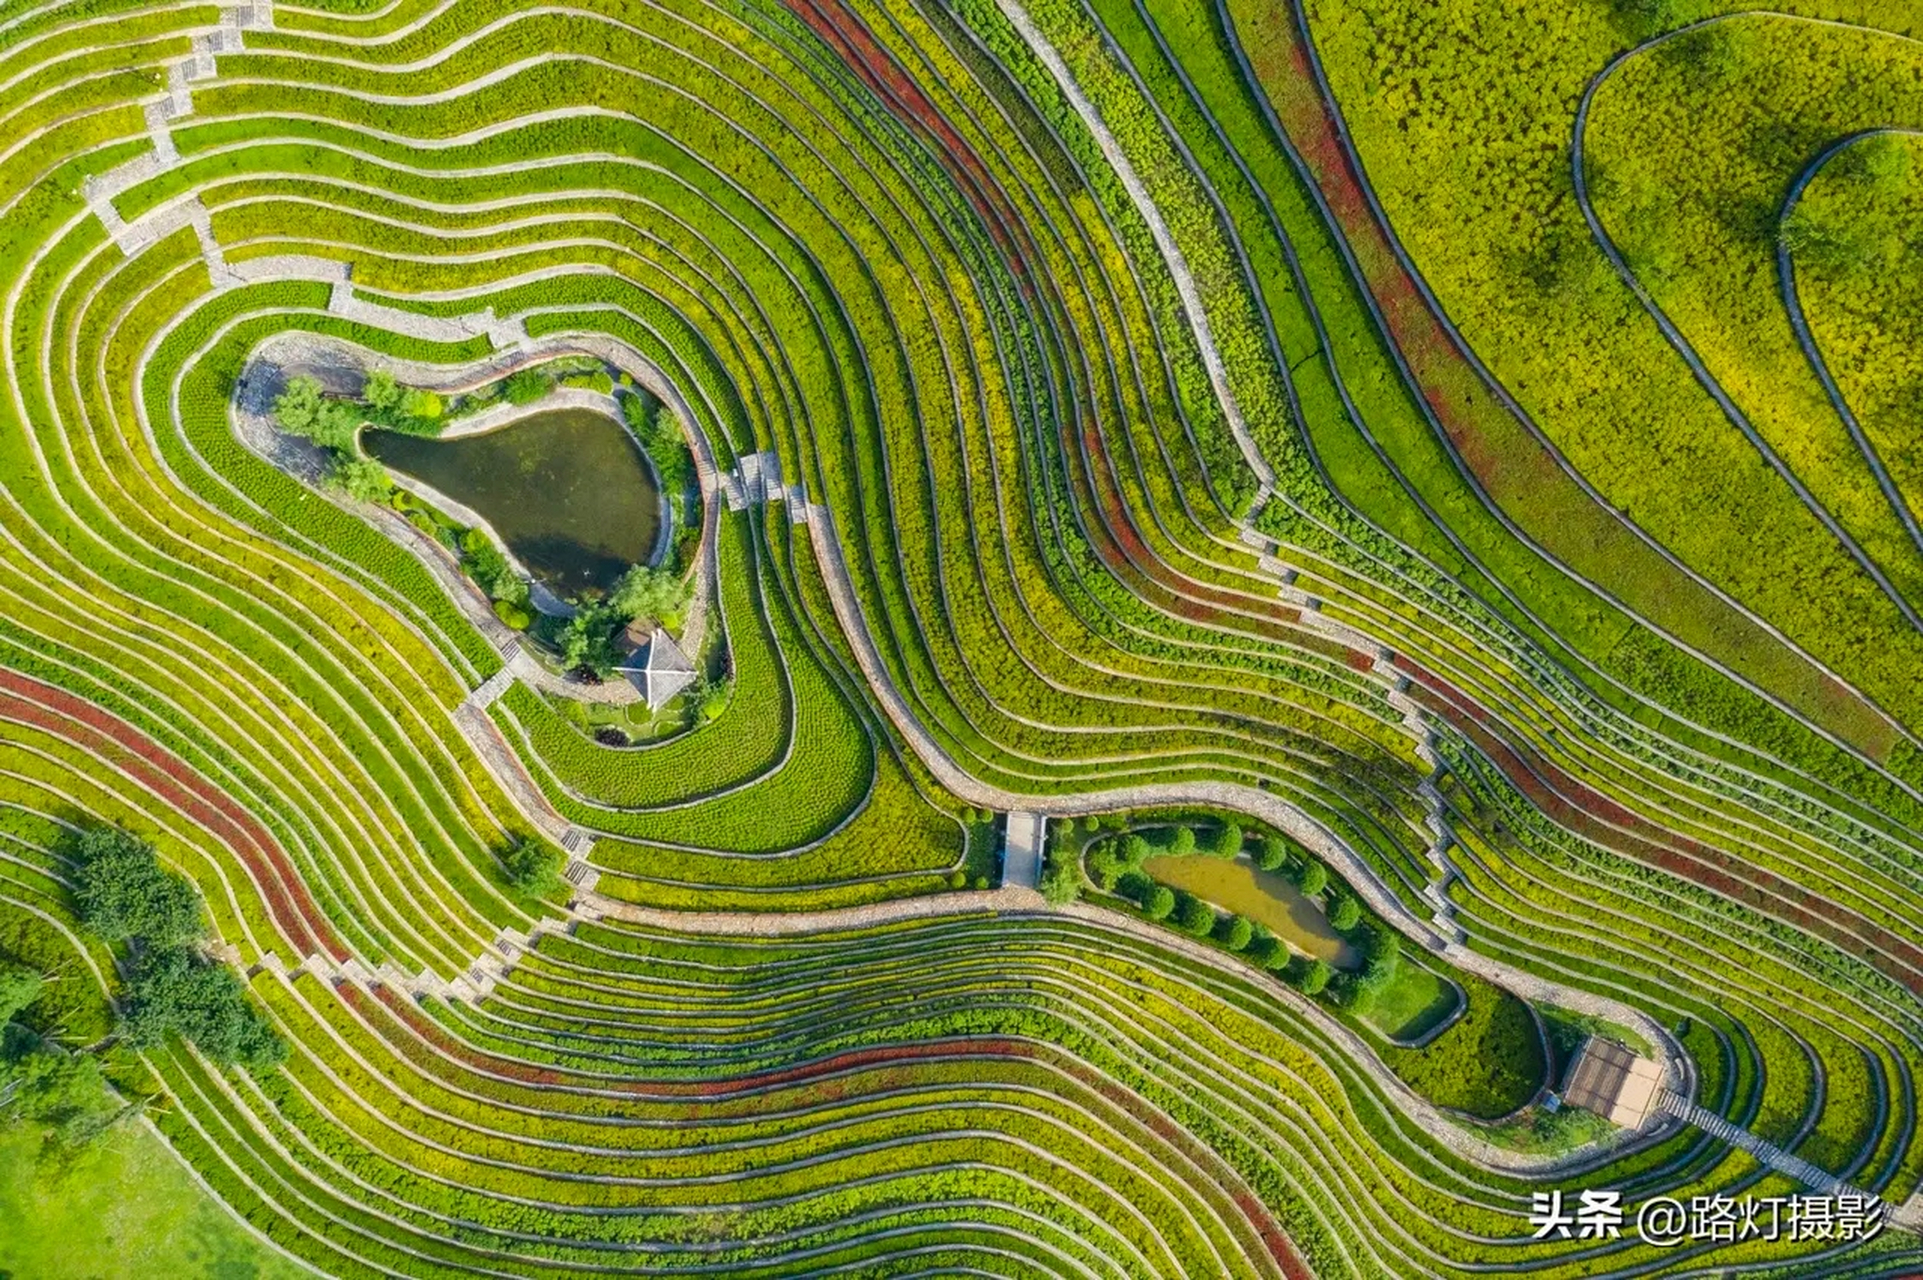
<box><xmin>331</xmin><ymin>456</ymin><xmax>392</xmax><ymax>503</ymax></box>
<box><xmin>1142</xmin><ymin>885</ymin><xmax>1176</xmax><ymax>920</ymax></box>
<box><xmin>398</xmin><ymin>387</ymin><xmax>443</xmax><ymax>421</ymax></box>
<box><xmin>1086</xmin><ymin>840</ymin><xmax>1126</xmax><ymax>892</ymax></box>
<box><xmin>362</xmin><ymin>368</ymin><xmax>401</xmax><ymax>411</ymax></box>
<box><xmin>0</xmin><ymin>960</ymin><xmax>41</xmax><ymax>1024</ymax></box>
<box><xmin>502</xmin><ymin>843</ymin><xmax>563</xmax><ymax>898</ymax></box>
<box><xmin>462</xmin><ymin>538</ymin><xmax>511</xmax><ymax>598</ymax></box>
<box><xmin>559</xmin><ymin>603</ymin><xmax>620</xmax><ymax>677</ymax></box>
<box><xmin>307</xmin><ymin>401</ymin><xmax>361</xmax><ymax>452</ymax></box>
<box><xmin>1329</xmin><ymin>894</ymin><xmax>1362</xmax><ymax>932</ymax></box>
<box><xmin>68</xmin><ymin>827</ymin><xmax>203</xmax><ymax>949</ymax></box>
<box><xmin>1175</xmin><ymin>894</ymin><xmax>1214</xmax><ymax>938</ymax></box>
<box><xmin>1039</xmin><ymin>856</ymin><xmax>1080</xmax><ymax>906</ymax></box>
<box><xmin>0</xmin><ymin>1039</ymin><xmax>122</xmax><ymax>1159</ymax></box>
<box><xmin>272</xmin><ymin>375</ymin><xmax>323</xmax><ymax>433</ymax></box>
<box><xmin>1220</xmin><ymin>915</ymin><xmax>1254</xmax><ymax>952</ymax></box>
<box><xmin>608</xmin><ymin>565</ymin><xmax>691</xmax><ymax>625</ymax></box>
<box><xmin>504</xmin><ymin>367</ymin><xmax>549</xmax><ymax>405</ymax></box>
<box><xmin>1209</xmin><ymin>820</ymin><xmax>1242</xmax><ymax>859</ymax></box>
<box><xmin>1297</xmin><ymin>859</ymin><xmax>1328</xmax><ymax>897</ymax></box>
<box><xmin>1296</xmin><ymin>958</ymin><xmax>1332</xmax><ymax>997</ymax></box>
<box><xmin>119</xmin><ymin>947</ymin><xmax>285</xmax><ymax>1071</ymax></box>
<box><xmin>1255</xmin><ymin>834</ymin><xmax>1289</xmax><ymax>872</ymax></box>
<box><xmin>1167</xmin><ymin>826</ymin><xmax>1196</xmax><ymax>856</ymax></box>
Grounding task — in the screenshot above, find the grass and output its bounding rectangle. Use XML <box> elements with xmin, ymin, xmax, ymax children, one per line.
<box><xmin>1363</xmin><ymin>961</ymin><xmax>1460</xmax><ymax>1042</ymax></box>
<box><xmin>0</xmin><ymin>1121</ymin><xmax>304</xmax><ymax>1280</ymax></box>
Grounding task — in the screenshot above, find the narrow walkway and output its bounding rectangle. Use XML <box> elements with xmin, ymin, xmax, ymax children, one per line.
<box><xmin>1003</xmin><ymin>810</ymin><xmax>1043</xmax><ymax>890</ymax></box>
<box><xmin>1660</xmin><ymin>1092</ymin><xmax>1862</xmax><ymax>1199</ymax></box>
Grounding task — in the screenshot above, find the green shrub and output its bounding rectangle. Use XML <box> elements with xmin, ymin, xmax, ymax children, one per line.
<box><xmin>559</xmin><ymin>602</ymin><xmax>621</xmax><ymax>676</ymax></box>
<box><xmin>361</xmin><ymin>368</ymin><xmax>401</xmax><ymax>410</ymax></box>
<box><xmin>1220</xmin><ymin>915</ymin><xmax>1254</xmax><ymax>952</ymax></box>
<box><xmin>1039</xmin><ymin>855</ymin><xmax>1080</xmax><ymax>905</ymax></box>
<box><xmin>504</xmin><ymin>367</ymin><xmax>549</xmax><ymax>405</ymax></box>
<box><xmin>1175</xmin><ymin>893</ymin><xmax>1214</xmax><ymax>937</ymax></box>
<box><xmin>609</xmin><ymin>565</ymin><xmax>691</xmax><ymax>626</ymax></box>
<box><xmin>1143</xmin><ymin>885</ymin><xmax>1176</xmax><ymax>920</ymax></box>
<box><xmin>1297</xmin><ymin>859</ymin><xmax>1328</xmax><ymax>897</ymax></box>
<box><xmin>0</xmin><ymin>961</ymin><xmax>41</xmax><ymax>1024</ymax></box>
<box><xmin>332</xmin><ymin>456</ymin><xmax>392</xmax><ymax>503</ymax></box>
<box><xmin>1329</xmin><ymin>894</ymin><xmax>1362</xmax><ymax>932</ymax></box>
<box><xmin>1208</xmin><ymin>820</ymin><xmax>1242</xmax><ymax>858</ymax></box>
<box><xmin>1255</xmin><ymin>835</ymin><xmax>1290</xmax><ymax>871</ymax></box>
<box><xmin>493</xmin><ymin>599</ymin><xmax>533</xmax><ymax>630</ymax></box>
<box><xmin>272</xmin><ymin>375</ymin><xmax>323</xmax><ymax>433</ymax></box>
<box><xmin>398</xmin><ymin>387</ymin><xmax>443</xmax><ymax>420</ymax></box>
<box><xmin>1167</xmin><ymin>826</ymin><xmax>1196</xmax><ymax>856</ymax></box>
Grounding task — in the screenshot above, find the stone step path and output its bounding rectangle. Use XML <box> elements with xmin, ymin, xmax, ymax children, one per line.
<box><xmin>464</xmin><ymin>654</ymin><xmax>519</xmax><ymax>711</ymax></box>
<box><xmin>563</xmin><ymin>856</ymin><xmax>600</xmax><ymax>895</ymax></box>
<box><xmin>1660</xmin><ymin>1092</ymin><xmax>1859</xmax><ymax>1197</ymax></box>
<box><xmin>327</xmin><ymin>281</ymin><xmax>527</xmax><ymax>351</ymax></box>
<box><xmin>721</xmin><ymin>450</ymin><xmax>783</xmax><ymax>510</ymax></box>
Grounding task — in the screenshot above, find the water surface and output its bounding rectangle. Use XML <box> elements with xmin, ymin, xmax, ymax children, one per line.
<box><xmin>366</xmin><ymin>407</ymin><xmax>660</xmax><ymax>597</ymax></box>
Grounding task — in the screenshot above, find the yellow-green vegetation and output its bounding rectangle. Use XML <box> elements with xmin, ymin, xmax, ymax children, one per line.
<box><xmin>0</xmin><ymin>0</ymin><xmax>1917</xmax><ymax>1274</ymax></box>
<box><xmin>1305</xmin><ymin>0</ymin><xmax>1923</xmax><ymax>742</ymax></box>
<box><xmin>1793</xmin><ymin>131</ymin><xmax>1923</xmax><ymax>531</ymax></box>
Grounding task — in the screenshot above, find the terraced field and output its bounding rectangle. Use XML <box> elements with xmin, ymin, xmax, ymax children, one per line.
<box><xmin>1</xmin><ymin>0</ymin><xmax>1921</xmax><ymax>1274</ymax></box>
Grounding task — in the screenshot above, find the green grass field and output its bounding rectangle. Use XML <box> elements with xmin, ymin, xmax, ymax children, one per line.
<box><xmin>0</xmin><ymin>1122</ymin><xmax>302</xmax><ymax>1280</ymax></box>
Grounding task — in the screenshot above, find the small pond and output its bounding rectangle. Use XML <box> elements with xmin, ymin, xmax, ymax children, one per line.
<box><xmin>1142</xmin><ymin>855</ymin><xmax>1360</xmax><ymax>967</ymax></box>
<box><xmin>365</xmin><ymin>407</ymin><xmax>661</xmax><ymax>598</ymax></box>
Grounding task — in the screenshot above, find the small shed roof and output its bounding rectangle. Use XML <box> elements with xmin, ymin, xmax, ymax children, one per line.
<box><xmin>1561</xmin><ymin>1036</ymin><xmax>1663</xmax><ymax>1128</ymax></box>
<box><xmin>616</xmin><ymin>628</ymin><xmax>697</xmax><ymax>710</ymax></box>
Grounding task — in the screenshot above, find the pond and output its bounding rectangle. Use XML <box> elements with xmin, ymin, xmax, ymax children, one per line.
<box><xmin>365</xmin><ymin>407</ymin><xmax>661</xmax><ymax>598</ymax></box>
<box><xmin>1142</xmin><ymin>855</ymin><xmax>1360</xmax><ymax>967</ymax></box>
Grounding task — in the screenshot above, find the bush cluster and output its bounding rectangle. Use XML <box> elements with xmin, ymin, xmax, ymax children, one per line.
<box><xmin>66</xmin><ymin>828</ymin><xmax>284</xmax><ymax>1072</ymax></box>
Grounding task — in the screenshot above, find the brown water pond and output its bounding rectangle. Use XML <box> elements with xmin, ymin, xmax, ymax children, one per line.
<box><xmin>1143</xmin><ymin>855</ymin><xmax>1360</xmax><ymax>967</ymax></box>
<box><xmin>366</xmin><ymin>407</ymin><xmax>660</xmax><ymax>598</ymax></box>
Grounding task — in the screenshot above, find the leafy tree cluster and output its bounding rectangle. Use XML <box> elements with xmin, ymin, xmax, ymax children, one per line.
<box><xmin>458</xmin><ymin>528</ymin><xmax>532</xmax><ymax>629</ymax></box>
<box><xmin>69</xmin><ymin>827</ymin><xmax>203</xmax><ymax>947</ymax></box>
<box><xmin>502</xmin><ymin>842</ymin><xmax>564</xmax><ymax>899</ymax></box>
<box><xmin>67</xmin><ymin>828</ymin><xmax>283</xmax><ymax>1072</ymax></box>
<box><xmin>1328</xmin><ymin>925</ymin><xmax>1402</xmax><ymax>1018</ymax></box>
<box><xmin>274</xmin><ymin>374</ymin><xmax>393</xmax><ymax>503</ymax></box>
<box><xmin>559</xmin><ymin>602</ymin><xmax>623</xmax><ymax>679</ymax></box>
<box><xmin>1038</xmin><ymin>844</ymin><xmax>1081</xmax><ymax>906</ymax></box>
<box><xmin>609</xmin><ymin>564</ymin><xmax>692</xmax><ymax>628</ymax></box>
<box><xmin>118</xmin><ymin>948</ymin><xmax>284</xmax><ymax>1071</ymax></box>
<box><xmin>504</xmin><ymin>367</ymin><xmax>550</xmax><ymax>405</ymax></box>
<box><xmin>557</xmin><ymin>565</ymin><xmax>694</xmax><ymax>679</ymax></box>
<box><xmin>622</xmin><ymin>392</ymin><xmax>693</xmax><ymax>496</ymax></box>
<box><xmin>0</xmin><ymin>958</ymin><xmax>125</xmax><ymax>1165</ymax></box>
